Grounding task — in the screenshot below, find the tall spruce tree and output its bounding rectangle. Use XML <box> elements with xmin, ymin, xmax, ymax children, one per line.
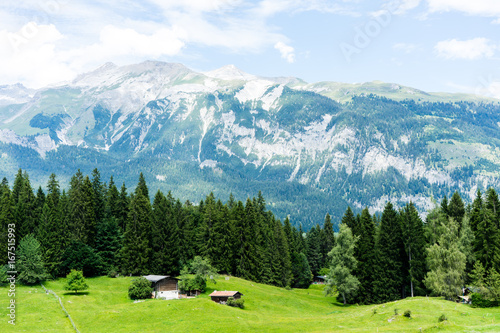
<box><xmin>448</xmin><ymin>191</ymin><xmax>465</xmax><ymax>230</ymax></box>
<box><xmin>401</xmin><ymin>203</ymin><xmax>427</xmax><ymax>297</ymax></box>
<box><xmin>373</xmin><ymin>202</ymin><xmax>406</xmax><ymax>303</ymax></box>
<box><xmin>235</xmin><ymin>199</ymin><xmax>258</xmax><ymax>281</ymax></box>
<box><xmin>320</xmin><ymin>213</ymin><xmax>335</xmax><ymax>269</ymax></box>
<box><xmin>120</xmin><ymin>178</ymin><xmax>152</xmax><ymax>275</ymax></box>
<box><xmin>14</xmin><ymin>171</ymin><xmax>36</xmax><ymax>240</ymax></box>
<box><xmin>306</xmin><ymin>225</ymin><xmax>322</xmax><ymax>276</ymax></box>
<box><xmin>470</xmin><ymin>189</ymin><xmax>483</xmax><ymax>233</ymax></box>
<box><xmin>117</xmin><ymin>183</ymin><xmax>130</xmax><ymax>232</ymax></box>
<box><xmin>353</xmin><ymin>208</ymin><xmax>376</xmax><ymax>304</ymax></box>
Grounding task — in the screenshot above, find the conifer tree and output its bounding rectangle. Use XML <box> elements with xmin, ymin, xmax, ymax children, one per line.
<box><xmin>373</xmin><ymin>202</ymin><xmax>405</xmax><ymax>303</ymax></box>
<box><xmin>459</xmin><ymin>215</ymin><xmax>475</xmax><ymax>282</ymax></box>
<box><xmin>440</xmin><ymin>195</ymin><xmax>449</xmax><ymax>218</ymax></box>
<box><xmin>291</xmin><ymin>252</ymin><xmax>312</xmax><ymax>288</ymax></box>
<box><xmin>470</xmin><ymin>189</ymin><xmax>483</xmax><ymax>233</ymax></box>
<box><xmin>11</xmin><ymin>169</ymin><xmax>24</xmax><ymax>206</ymax></box>
<box><xmin>38</xmin><ymin>196</ymin><xmax>66</xmax><ymax>276</ymax></box>
<box><xmin>136</xmin><ymin>172</ymin><xmax>149</xmax><ymax>198</ymax></box>
<box><xmin>106</xmin><ymin>176</ymin><xmax>120</xmax><ymax>219</ymax></box>
<box><xmin>448</xmin><ymin>191</ymin><xmax>465</xmax><ymax>229</ymax></box>
<box><xmin>14</xmin><ymin>171</ymin><xmax>36</xmax><ymax>240</ymax></box>
<box><xmin>33</xmin><ymin>186</ymin><xmax>45</xmax><ymax>229</ymax></box>
<box><xmin>151</xmin><ymin>190</ymin><xmax>181</xmax><ymax>275</ymax></box>
<box><xmin>353</xmin><ymin>207</ymin><xmax>377</xmax><ymax>304</ymax></box>
<box><xmin>120</xmin><ymin>178</ymin><xmax>152</xmax><ymax>275</ymax></box>
<box><xmin>341</xmin><ymin>207</ymin><xmax>356</xmax><ymax>231</ymax></box>
<box><xmin>91</xmin><ymin>168</ymin><xmax>106</xmax><ymax>225</ymax></box>
<box><xmin>475</xmin><ymin>206</ymin><xmax>500</xmax><ymax>272</ymax></box>
<box><xmin>95</xmin><ymin>217</ymin><xmax>122</xmax><ymax>272</ymax></box>
<box><xmin>273</xmin><ymin>218</ymin><xmax>292</xmax><ymax>287</ymax></box>
<box><xmin>17</xmin><ymin>234</ymin><xmax>48</xmax><ymax>284</ymax></box>
<box><xmin>38</xmin><ymin>174</ymin><xmax>67</xmax><ymax>276</ymax></box>
<box><xmin>485</xmin><ymin>188</ymin><xmax>500</xmax><ymax>220</ymax></box>
<box><xmin>320</xmin><ymin>213</ymin><xmax>335</xmax><ymax>269</ymax></box>
<box><xmin>235</xmin><ymin>199</ymin><xmax>258</xmax><ymax>281</ymax></box>
<box><xmin>401</xmin><ymin>203</ymin><xmax>427</xmax><ymax>297</ymax></box>
<box><xmin>306</xmin><ymin>225</ymin><xmax>322</xmax><ymax>276</ymax></box>
<box><xmin>0</xmin><ymin>189</ymin><xmax>13</xmax><ymax>266</ymax></box>
<box><xmin>211</xmin><ymin>200</ymin><xmax>233</xmax><ymax>274</ymax></box>
<box><xmin>117</xmin><ymin>183</ymin><xmax>130</xmax><ymax>232</ymax></box>
<box><xmin>197</xmin><ymin>193</ymin><xmax>218</xmax><ymax>264</ymax></box>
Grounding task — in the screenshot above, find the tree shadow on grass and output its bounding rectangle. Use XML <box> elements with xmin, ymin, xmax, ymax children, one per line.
<box><xmin>62</xmin><ymin>291</ymin><xmax>90</xmax><ymax>296</ymax></box>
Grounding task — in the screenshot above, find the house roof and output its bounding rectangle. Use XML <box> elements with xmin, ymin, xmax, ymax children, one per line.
<box><xmin>143</xmin><ymin>275</ymin><xmax>170</xmax><ymax>283</ymax></box>
<box><xmin>209</xmin><ymin>291</ymin><xmax>242</xmax><ymax>297</ymax></box>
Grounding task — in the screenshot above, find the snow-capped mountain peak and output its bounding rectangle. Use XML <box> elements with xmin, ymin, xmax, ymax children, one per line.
<box><xmin>203</xmin><ymin>64</ymin><xmax>256</xmax><ymax>81</ymax></box>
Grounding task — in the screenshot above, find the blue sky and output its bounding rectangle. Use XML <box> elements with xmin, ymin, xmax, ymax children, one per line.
<box><xmin>0</xmin><ymin>0</ymin><xmax>498</xmax><ymax>98</ymax></box>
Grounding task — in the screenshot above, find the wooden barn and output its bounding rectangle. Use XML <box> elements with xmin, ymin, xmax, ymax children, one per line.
<box><xmin>143</xmin><ymin>275</ymin><xmax>180</xmax><ymax>300</ymax></box>
<box><xmin>209</xmin><ymin>291</ymin><xmax>243</xmax><ymax>304</ymax></box>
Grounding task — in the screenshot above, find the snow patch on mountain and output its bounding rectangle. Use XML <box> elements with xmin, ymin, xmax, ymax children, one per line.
<box><xmin>235</xmin><ymin>80</ymin><xmax>273</xmax><ymax>104</ymax></box>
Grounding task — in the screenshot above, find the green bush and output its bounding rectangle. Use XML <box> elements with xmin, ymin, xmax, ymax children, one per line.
<box><xmin>227</xmin><ymin>297</ymin><xmax>244</xmax><ymax>309</ymax></box>
<box><xmin>404</xmin><ymin>310</ymin><xmax>411</xmax><ymax>318</ymax></box>
<box><xmin>438</xmin><ymin>314</ymin><xmax>447</xmax><ymax>322</ymax></box>
<box><xmin>64</xmin><ymin>270</ymin><xmax>89</xmax><ymax>294</ymax></box>
<box><xmin>107</xmin><ymin>269</ymin><xmax>118</xmax><ymax>278</ymax></box>
<box><xmin>470</xmin><ymin>293</ymin><xmax>499</xmax><ymax>308</ymax></box>
<box><xmin>128</xmin><ymin>277</ymin><xmax>153</xmax><ymax>300</ymax></box>
<box><xmin>394</xmin><ymin>308</ymin><xmax>398</xmax><ymax>315</ymax></box>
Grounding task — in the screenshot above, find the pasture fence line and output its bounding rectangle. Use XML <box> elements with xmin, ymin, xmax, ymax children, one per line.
<box><xmin>40</xmin><ymin>283</ymin><xmax>80</xmax><ymax>333</ymax></box>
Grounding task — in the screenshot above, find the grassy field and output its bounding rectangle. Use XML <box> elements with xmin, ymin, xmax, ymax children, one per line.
<box><xmin>2</xmin><ymin>276</ymin><xmax>500</xmax><ymax>332</ymax></box>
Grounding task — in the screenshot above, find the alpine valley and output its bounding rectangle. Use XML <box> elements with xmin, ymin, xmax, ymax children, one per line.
<box><xmin>1</xmin><ymin>61</ymin><xmax>500</xmax><ymax>229</ymax></box>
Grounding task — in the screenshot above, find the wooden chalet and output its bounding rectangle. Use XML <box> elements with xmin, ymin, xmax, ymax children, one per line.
<box><xmin>143</xmin><ymin>275</ymin><xmax>180</xmax><ymax>300</ymax></box>
<box><xmin>209</xmin><ymin>291</ymin><xmax>243</xmax><ymax>304</ymax></box>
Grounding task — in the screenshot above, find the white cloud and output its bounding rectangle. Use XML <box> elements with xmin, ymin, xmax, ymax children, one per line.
<box><xmin>387</xmin><ymin>0</ymin><xmax>422</xmax><ymax>15</ymax></box>
<box><xmin>435</xmin><ymin>38</ymin><xmax>496</xmax><ymax>60</ymax></box>
<box><xmin>0</xmin><ymin>22</ymin><xmax>75</xmax><ymax>88</ymax></box>
<box><xmin>0</xmin><ymin>0</ymin><xmax>364</xmax><ymax>87</ymax></box>
<box><xmin>427</xmin><ymin>0</ymin><xmax>500</xmax><ymax>18</ymax></box>
<box><xmin>274</xmin><ymin>41</ymin><xmax>295</xmax><ymax>63</ymax></box>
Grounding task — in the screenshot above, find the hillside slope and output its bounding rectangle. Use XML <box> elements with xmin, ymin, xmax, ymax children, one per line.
<box><xmin>2</xmin><ymin>276</ymin><xmax>500</xmax><ymax>332</ymax></box>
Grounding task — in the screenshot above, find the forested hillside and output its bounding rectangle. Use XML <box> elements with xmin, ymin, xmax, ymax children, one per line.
<box><xmin>3</xmin><ymin>168</ymin><xmax>500</xmax><ymax>306</ymax></box>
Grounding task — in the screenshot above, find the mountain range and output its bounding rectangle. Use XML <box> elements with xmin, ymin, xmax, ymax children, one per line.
<box><xmin>1</xmin><ymin>60</ymin><xmax>499</xmax><ymax>229</ymax></box>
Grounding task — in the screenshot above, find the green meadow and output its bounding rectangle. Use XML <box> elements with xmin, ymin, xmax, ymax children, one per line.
<box><xmin>2</xmin><ymin>276</ymin><xmax>500</xmax><ymax>332</ymax></box>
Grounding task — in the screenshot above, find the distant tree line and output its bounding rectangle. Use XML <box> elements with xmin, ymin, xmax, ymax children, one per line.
<box><xmin>0</xmin><ymin>169</ymin><xmax>335</xmax><ymax>289</ymax></box>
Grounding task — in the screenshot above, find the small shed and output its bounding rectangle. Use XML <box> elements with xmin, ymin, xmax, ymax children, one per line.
<box><xmin>313</xmin><ymin>276</ymin><xmax>327</xmax><ymax>284</ymax></box>
<box><xmin>209</xmin><ymin>291</ymin><xmax>243</xmax><ymax>304</ymax></box>
<box><xmin>143</xmin><ymin>275</ymin><xmax>180</xmax><ymax>300</ymax></box>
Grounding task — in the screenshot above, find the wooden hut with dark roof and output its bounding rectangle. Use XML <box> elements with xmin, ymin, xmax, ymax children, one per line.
<box><xmin>209</xmin><ymin>291</ymin><xmax>243</xmax><ymax>304</ymax></box>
